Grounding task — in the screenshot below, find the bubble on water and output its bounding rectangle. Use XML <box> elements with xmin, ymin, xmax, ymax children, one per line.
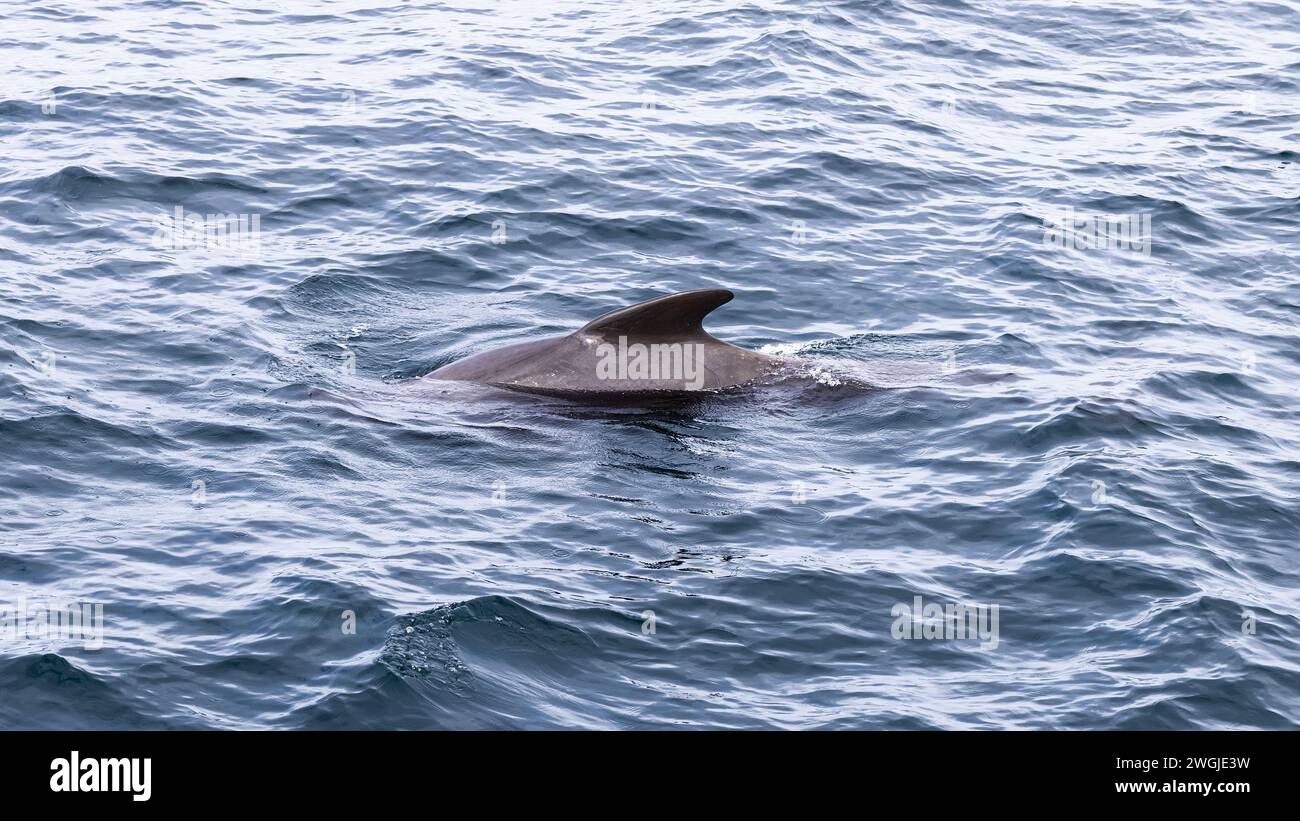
<box><xmin>759</xmin><ymin>341</ymin><xmax>810</xmax><ymax>357</ymax></box>
<box><xmin>806</xmin><ymin>365</ymin><xmax>844</xmax><ymax>387</ymax></box>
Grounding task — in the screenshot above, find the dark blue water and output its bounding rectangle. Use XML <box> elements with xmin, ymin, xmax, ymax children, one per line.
<box><xmin>2</xmin><ymin>0</ymin><xmax>1299</xmax><ymax>729</ymax></box>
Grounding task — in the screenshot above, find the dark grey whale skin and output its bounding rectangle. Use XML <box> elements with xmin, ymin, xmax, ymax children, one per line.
<box><xmin>426</xmin><ymin>289</ymin><xmax>781</xmax><ymax>395</ymax></box>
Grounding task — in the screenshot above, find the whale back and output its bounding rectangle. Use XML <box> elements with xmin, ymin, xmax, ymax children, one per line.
<box><xmin>428</xmin><ymin>288</ymin><xmax>777</xmax><ymax>394</ymax></box>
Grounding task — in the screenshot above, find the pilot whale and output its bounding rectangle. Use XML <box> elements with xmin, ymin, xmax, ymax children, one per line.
<box><xmin>427</xmin><ymin>288</ymin><xmax>784</xmax><ymax>395</ymax></box>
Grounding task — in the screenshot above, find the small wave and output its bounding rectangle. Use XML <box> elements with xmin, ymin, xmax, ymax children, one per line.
<box><xmin>0</xmin><ymin>654</ymin><xmax>174</xmax><ymax>729</ymax></box>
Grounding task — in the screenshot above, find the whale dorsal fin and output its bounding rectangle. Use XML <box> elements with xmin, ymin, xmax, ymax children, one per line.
<box><xmin>577</xmin><ymin>289</ymin><xmax>734</xmax><ymax>340</ymax></box>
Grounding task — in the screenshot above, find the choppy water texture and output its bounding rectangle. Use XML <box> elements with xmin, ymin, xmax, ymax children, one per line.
<box><xmin>2</xmin><ymin>0</ymin><xmax>1299</xmax><ymax>729</ymax></box>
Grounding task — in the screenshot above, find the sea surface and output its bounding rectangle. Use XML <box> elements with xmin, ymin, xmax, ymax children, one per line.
<box><xmin>1</xmin><ymin>0</ymin><xmax>1298</xmax><ymax>729</ymax></box>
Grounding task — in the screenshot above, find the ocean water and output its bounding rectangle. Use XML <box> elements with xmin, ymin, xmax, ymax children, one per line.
<box><xmin>2</xmin><ymin>0</ymin><xmax>1299</xmax><ymax>730</ymax></box>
